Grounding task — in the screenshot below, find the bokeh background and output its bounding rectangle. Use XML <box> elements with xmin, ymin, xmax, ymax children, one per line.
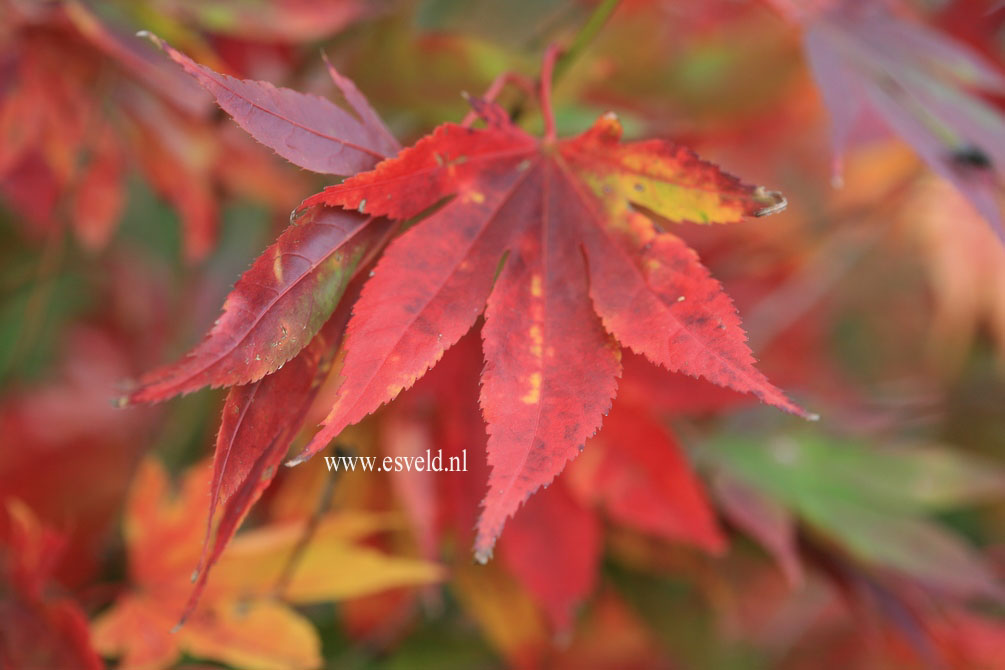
<box><xmin>2</xmin><ymin>0</ymin><xmax>1005</xmax><ymax>668</ymax></box>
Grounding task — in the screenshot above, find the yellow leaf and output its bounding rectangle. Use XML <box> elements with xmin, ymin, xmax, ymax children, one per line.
<box><xmin>215</xmin><ymin>515</ymin><xmax>444</xmax><ymax>603</ymax></box>
<box><xmin>182</xmin><ymin>600</ymin><xmax>320</xmax><ymax>670</ymax></box>
<box><xmin>92</xmin><ymin>458</ymin><xmax>442</xmax><ymax>670</ymax></box>
<box><xmin>452</xmin><ymin>559</ymin><xmax>548</xmax><ymax>667</ymax></box>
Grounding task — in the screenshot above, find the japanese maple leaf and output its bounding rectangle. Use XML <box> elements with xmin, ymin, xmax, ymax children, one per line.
<box><xmin>293</xmin><ymin>46</ymin><xmax>810</xmax><ymax>560</ymax></box>
<box><xmin>127</xmin><ymin>41</ymin><xmax>807</xmax><ymax>568</ymax></box>
<box><xmin>773</xmin><ymin>0</ymin><xmax>1005</xmax><ymax>239</ymax></box>
<box><xmin>91</xmin><ymin>458</ymin><xmax>441</xmax><ymax>670</ymax></box>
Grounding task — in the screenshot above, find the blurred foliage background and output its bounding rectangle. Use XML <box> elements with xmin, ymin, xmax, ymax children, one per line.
<box><xmin>2</xmin><ymin>0</ymin><xmax>1005</xmax><ymax>668</ymax></box>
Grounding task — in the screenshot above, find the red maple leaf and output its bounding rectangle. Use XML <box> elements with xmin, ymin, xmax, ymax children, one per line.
<box><xmin>293</xmin><ymin>46</ymin><xmax>811</xmax><ymax>559</ymax></box>
<box><xmin>130</xmin><ymin>41</ymin><xmax>811</xmax><ymax>584</ymax></box>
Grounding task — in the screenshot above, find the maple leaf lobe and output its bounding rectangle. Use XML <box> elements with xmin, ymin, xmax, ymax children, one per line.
<box><xmin>128</xmin><ymin>206</ymin><xmax>390</xmax><ymax>404</ymax></box>
<box><xmin>143</xmin><ymin>33</ymin><xmax>397</xmax><ymax>176</ymax></box>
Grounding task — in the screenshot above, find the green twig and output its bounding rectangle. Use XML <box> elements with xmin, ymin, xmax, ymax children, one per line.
<box><xmin>509</xmin><ymin>0</ymin><xmax>621</xmax><ymax>123</ymax></box>
<box><xmin>552</xmin><ymin>0</ymin><xmax>620</xmax><ymax>86</ymax></box>
<box><xmin>271</xmin><ymin>444</ymin><xmax>346</xmax><ymax>599</ymax></box>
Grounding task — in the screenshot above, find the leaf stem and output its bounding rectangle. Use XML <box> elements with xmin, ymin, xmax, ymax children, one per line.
<box><xmin>461</xmin><ymin>72</ymin><xmax>536</xmax><ymax>128</ymax></box>
<box><xmin>272</xmin><ymin>446</ymin><xmax>342</xmax><ymax>599</ymax></box>
<box><xmin>552</xmin><ymin>0</ymin><xmax>620</xmax><ymax>85</ymax></box>
<box><xmin>509</xmin><ymin>0</ymin><xmax>619</xmax><ymax>129</ymax></box>
<box><xmin>540</xmin><ymin>43</ymin><xmax>562</xmax><ymax>142</ymax></box>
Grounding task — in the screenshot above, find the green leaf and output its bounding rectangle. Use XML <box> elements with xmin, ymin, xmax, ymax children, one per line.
<box><xmin>702</xmin><ymin>433</ymin><xmax>1005</xmax><ymax>598</ymax></box>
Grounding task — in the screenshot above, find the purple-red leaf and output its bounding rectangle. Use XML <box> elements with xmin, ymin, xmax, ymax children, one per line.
<box><xmin>800</xmin><ymin>1</ymin><xmax>1005</xmax><ymax>239</ymax></box>
<box><xmin>147</xmin><ymin>34</ymin><xmax>399</xmax><ymax>175</ymax></box>
<box><xmin>128</xmin><ymin>206</ymin><xmax>391</xmax><ymax>403</ymax></box>
<box><xmin>182</xmin><ymin>294</ymin><xmax>355</xmax><ymax>623</ymax></box>
<box><xmin>712</xmin><ymin>471</ymin><xmax>803</xmax><ymax>586</ymax></box>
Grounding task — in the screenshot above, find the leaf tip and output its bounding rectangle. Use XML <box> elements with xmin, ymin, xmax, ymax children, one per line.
<box><xmin>284</xmin><ymin>453</ymin><xmax>307</xmax><ymax>467</ymax></box>
<box><xmin>752</xmin><ymin>187</ymin><xmax>787</xmax><ymax>217</ymax></box>
<box><xmin>135</xmin><ymin>30</ymin><xmax>161</xmax><ymax>49</ymax></box>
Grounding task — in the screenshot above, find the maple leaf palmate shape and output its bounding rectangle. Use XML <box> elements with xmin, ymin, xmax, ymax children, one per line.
<box><xmin>293</xmin><ymin>47</ymin><xmax>812</xmax><ymax>560</ymax></box>
<box><xmin>129</xmin><ymin>41</ymin><xmax>811</xmax><ymax>567</ymax></box>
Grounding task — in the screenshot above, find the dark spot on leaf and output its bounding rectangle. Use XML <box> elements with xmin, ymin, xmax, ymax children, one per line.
<box><xmin>951</xmin><ymin>145</ymin><xmax>993</xmax><ymax>170</ymax></box>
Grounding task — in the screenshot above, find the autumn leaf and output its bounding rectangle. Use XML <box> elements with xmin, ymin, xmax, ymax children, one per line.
<box><xmin>124</xmin><ymin>35</ymin><xmax>403</xmax><ymax>400</ymax></box>
<box><xmin>498</xmin><ymin>480</ymin><xmax>601</xmax><ymax>634</ymax></box>
<box><xmin>145</xmin><ymin>33</ymin><xmax>399</xmax><ymax>175</ymax></box>
<box><xmin>182</xmin><ymin>289</ymin><xmax>361</xmax><ymax>624</ymax></box>
<box><xmin>127</xmin><ymin>206</ymin><xmax>392</xmax><ymax>402</ymax></box>
<box><xmin>124</xmin><ymin>37</ymin><xmax>808</xmax><ymax>586</ymax></box>
<box><xmin>91</xmin><ymin>458</ymin><xmax>442</xmax><ymax>670</ymax></box>
<box><xmin>568</xmin><ymin>401</ymin><xmax>726</xmax><ymax>554</ymax></box>
<box><xmin>784</xmin><ymin>0</ymin><xmax>1005</xmax><ymax>239</ymax></box>
<box><xmin>291</xmin><ymin>46</ymin><xmax>808</xmax><ymax>560</ymax></box>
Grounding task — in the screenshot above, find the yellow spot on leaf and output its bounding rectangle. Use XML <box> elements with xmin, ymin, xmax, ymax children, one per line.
<box><xmin>529</xmin><ymin>275</ymin><xmax>542</xmax><ymax>298</ymax></box>
<box><xmin>273</xmin><ymin>251</ymin><xmax>284</xmax><ymax>282</ymax></box>
<box><xmin>520</xmin><ymin>372</ymin><xmax>541</xmax><ymax>404</ymax></box>
<box><xmin>529</xmin><ymin>325</ymin><xmax>543</xmax><ymax>358</ymax></box>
